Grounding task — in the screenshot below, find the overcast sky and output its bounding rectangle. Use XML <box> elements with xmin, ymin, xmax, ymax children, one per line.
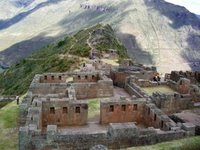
<box><xmin>165</xmin><ymin>0</ymin><xmax>200</xmax><ymax>15</ymax></box>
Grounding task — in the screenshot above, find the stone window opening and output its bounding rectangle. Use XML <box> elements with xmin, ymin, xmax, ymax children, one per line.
<box><xmin>75</xmin><ymin>107</ymin><xmax>80</xmax><ymax>113</ymax></box>
<box><xmin>92</xmin><ymin>75</ymin><xmax>95</xmax><ymax>80</ymax></box>
<box><xmin>51</xmin><ymin>76</ymin><xmax>54</xmax><ymax>80</ymax></box>
<box><xmin>161</xmin><ymin>120</ymin><xmax>164</xmax><ymax>128</ymax></box>
<box><xmin>44</xmin><ymin>75</ymin><xmax>47</xmax><ymax>80</ymax></box>
<box><xmin>121</xmin><ymin>105</ymin><xmax>126</xmax><ymax>111</ymax></box>
<box><xmin>78</xmin><ymin>75</ymin><xmax>81</xmax><ymax>80</ymax></box>
<box><xmin>154</xmin><ymin>114</ymin><xmax>157</xmax><ymax>121</ymax></box>
<box><xmin>63</xmin><ymin>107</ymin><xmax>68</xmax><ymax>113</ymax></box>
<box><xmin>31</xmin><ymin>116</ymin><xmax>33</xmax><ymax>121</ymax></box>
<box><xmin>35</xmin><ymin>102</ymin><xmax>37</xmax><ymax>107</ymax></box>
<box><xmin>59</xmin><ymin>76</ymin><xmax>62</xmax><ymax>80</ymax></box>
<box><xmin>133</xmin><ymin>104</ymin><xmax>138</xmax><ymax>110</ymax></box>
<box><xmin>109</xmin><ymin>105</ymin><xmax>114</xmax><ymax>112</ymax></box>
<box><xmin>50</xmin><ymin>107</ymin><xmax>55</xmax><ymax>114</ymax></box>
<box><xmin>85</xmin><ymin>75</ymin><xmax>88</xmax><ymax>79</ymax></box>
<box><xmin>148</xmin><ymin>108</ymin><xmax>150</xmax><ymax>115</ymax></box>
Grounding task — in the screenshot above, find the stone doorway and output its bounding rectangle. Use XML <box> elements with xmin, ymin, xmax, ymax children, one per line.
<box><xmin>87</xmin><ymin>99</ymin><xmax>100</xmax><ymax>123</ymax></box>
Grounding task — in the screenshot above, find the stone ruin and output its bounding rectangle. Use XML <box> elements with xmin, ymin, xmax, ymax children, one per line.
<box><xmin>19</xmin><ymin>59</ymin><xmax>199</xmax><ymax>150</ymax></box>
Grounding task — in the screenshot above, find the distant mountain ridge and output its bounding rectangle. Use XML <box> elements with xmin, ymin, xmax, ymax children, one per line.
<box><xmin>12</xmin><ymin>0</ymin><xmax>36</xmax><ymax>7</ymax></box>
<box><xmin>0</xmin><ymin>0</ymin><xmax>199</xmax><ymax>73</ymax></box>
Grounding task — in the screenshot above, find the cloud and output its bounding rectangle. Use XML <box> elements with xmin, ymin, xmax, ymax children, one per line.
<box><xmin>165</xmin><ymin>0</ymin><xmax>200</xmax><ymax>15</ymax></box>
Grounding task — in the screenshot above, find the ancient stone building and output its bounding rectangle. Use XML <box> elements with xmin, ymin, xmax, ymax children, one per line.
<box><xmin>19</xmin><ymin>59</ymin><xmax>199</xmax><ymax>150</ymax></box>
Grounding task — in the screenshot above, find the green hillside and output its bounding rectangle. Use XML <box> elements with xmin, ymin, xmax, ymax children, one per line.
<box><xmin>0</xmin><ymin>24</ymin><xmax>126</xmax><ymax>95</ymax></box>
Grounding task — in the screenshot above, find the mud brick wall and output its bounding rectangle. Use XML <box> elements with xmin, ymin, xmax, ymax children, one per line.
<box><xmin>42</xmin><ymin>100</ymin><xmax>88</xmax><ymax>127</ymax></box>
<box><xmin>100</xmin><ymin>99</ymin><xmax>146</xmax><ymax>124</ymax></box>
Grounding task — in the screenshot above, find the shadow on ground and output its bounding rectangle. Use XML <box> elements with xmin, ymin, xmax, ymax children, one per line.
<box><xmin>0</xmin><ymin>0</ymin><xmax>64</xmax><ymax>30</ymax></box>
<box><xmin>144</xmin><ymin>0</ymin><xmax>200</xmax><ymax>29</ymax></box>
<box><xmin>117</xmin><ymin>33</ymin><xmax>153</xmax><ymax>65</ymax></box>
<box><xmin>0</xmin><ymin>33</ymin><xmax>62</xmax><ymax>65</ymax></box>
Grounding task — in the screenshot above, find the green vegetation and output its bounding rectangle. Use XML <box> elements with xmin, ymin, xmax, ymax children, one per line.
<box><xmin>0</xmin><ymin>101</ymin><xmax>19</xmax><ymax>150</ymax></box>
<box><xmin>142</xmin><ymin>85</ymin><xmax>176</xmax><ymax>96</ymax></box>
<box><xmin>90</xmin><ymin>24</ymin><xmax>127</xmax><ymax>59</ymax></box>
<box><xmin>88</xmin><ymin>99</ymin><xmax>100</xmax><ymax>119</ymax></box>
<box><xmin>0</xmin><ymin>101</ymin><xmax>10</xmax><ymax>109</ymax></box>
<box><xmin>0</xmin><ymin>68</ymin><xmax>4</xmax><ymax>73</ymax></box>
<box><xmin>128</xmin><ymin>136</ymin><xmax>200</xmax><ymax>150</ymax></box>
<box><xmin>0</xmin><ymin>24</ymin><xmax>126</xmax><ymax>95</ymax></box>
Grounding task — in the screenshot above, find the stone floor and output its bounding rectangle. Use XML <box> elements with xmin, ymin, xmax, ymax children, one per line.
<box><xmin>174</xmin><ymin>109</ymin><xmax>200</xmax><ymax>126</ymax></box>
<box><xmin>58</xmin><ymin>122</ymin><xmax>108</xmax><ymax>135</ymax></box>
<box><xmin>113</xmin><ymin>86</ymin><xmax>131</xmax><ymax>98</ymax></box>
<box><xmin>142</xmin><ymin>85</ymin><xmax>176</xmax><ymax>95</ymax></box>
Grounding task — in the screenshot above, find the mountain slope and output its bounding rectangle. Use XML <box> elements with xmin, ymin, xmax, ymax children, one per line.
<box><xmin>0</xmin><ymin>0</ymin><xmax>200</xmax><ymax>73</ymax></box>
<box><xmin>0</xmin><ymin>24</ymin><xmax>126</xmax><ymax>95</ymax></box>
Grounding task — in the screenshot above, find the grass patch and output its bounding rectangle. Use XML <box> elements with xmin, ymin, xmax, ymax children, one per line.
<box><xmin>88</xmin><ymin>99</ymin><xmax>100</xmax><ymax>119</ymax></box>
<box><xmin>0</xmin><ymin>101</ymin><xmax>19</xmax><ymax>128</ymax></box>
<box><xmin>128</xmin><ymin>136</ymin><xmax>200</xmax><ymax>150</ymax></box>
<box><xmin>0</xmin><ymin>101</ymin><xmax>10</xmax><ymax>109</ymax></box>
<box><xmin>0</xmin><ymin>101</ymin><xmax>19</xmax><ymax>150</ymax></box>
<box><xmin>142</xmin><ymin>85</ymin><xmax>176</xmax><ymax>96</ymax></box>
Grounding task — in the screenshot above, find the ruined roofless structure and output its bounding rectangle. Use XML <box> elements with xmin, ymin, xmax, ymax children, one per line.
<box><xmin>19</xmin><ymin>59</ymin><xmax>199</xmax><ymax>150</ymax></box>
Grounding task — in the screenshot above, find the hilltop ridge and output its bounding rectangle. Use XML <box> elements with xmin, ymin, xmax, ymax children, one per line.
<box><xmin>0</xmin><ymin>24</ymin><xmax>126</xmax><ymax>95</ymax></box>
<box><xmin>0</xmin><ymin>0</ymin><xmax>200</xmax><ymax>73</ymax></box>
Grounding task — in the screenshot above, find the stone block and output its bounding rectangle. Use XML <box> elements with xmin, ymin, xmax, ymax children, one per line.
<box><xmin>19</xmin><ymin>126</ymin><xmax>29</xmax><ymax>150</ymax></box>
<box><xmin>181</xmin><ymin>122</ymin><xmax>195</xmax><ymax>136</ymax></box>
<box><xmin>108</xmin><ymin>123</ymin><xmax>139</xmax><ymax>139</ymax></box>
<box><xmin>47</xmin><ymin>125</ymin><xmax>57</xmax><ymax>143</ymax></box>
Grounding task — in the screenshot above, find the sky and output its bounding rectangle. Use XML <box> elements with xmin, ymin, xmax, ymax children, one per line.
<box><xmin>165</xmin><ymin>0</ymin><xmax>200</xmax><ymax>15</ymax></box>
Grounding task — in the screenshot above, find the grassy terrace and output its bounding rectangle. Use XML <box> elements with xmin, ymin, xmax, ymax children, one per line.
<box><xmin>142</xmin><ymin>85</ymin><xmax>176</xmax><ymax>96</ymax></box>
<box><xmin>0</xmin><ymin>99</ymin><xmax>200</xmax><ymax>149</ymax></box>
<box><xmin>88</xmin><ymin>99</ymin><xmax>100</xmax><ymax>120</ymax></box>
<box><xmin>128</xmin><ymin>136</ymin><xmax>200</xmax><ymax>150</ymax></box>
<box><xmin>0</xmin><ymin>101</ymin><xmax>18</xmax><ymax>150</ymax></box>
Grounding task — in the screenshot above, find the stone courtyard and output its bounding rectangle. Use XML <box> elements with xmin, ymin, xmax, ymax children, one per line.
<box><xmin>19</xmin><ymin>59</ymin><xmax>200</xmax><ymax>150</ymax></box>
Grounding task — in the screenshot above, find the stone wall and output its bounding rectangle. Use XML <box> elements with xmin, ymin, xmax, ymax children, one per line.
<box><xmin>125</xmin><ymin>77</ymin><xmax>148</xmax><ymax>98</ymax></box>
<box><xmin>151</xmin><ymin>92</ymin><xmax>193</xmax><ymax>114</ymax></box>
<box><xmin>29</xmin><ymin>75</ymin><xmax>70</xmax><ymax>96</ymax></box>
<box><xmin>100</xmin><ymin>98</ymin><xmax>146</xmax><ymax>124</ymax></box>
<box><xmin>74</xmin><ymin>76</ymin><xmax>113</xmax><ymax>99</ymax></box>
<box><xmin>143</xmin><ymin>103</ymin><xmax>177</xmax><ymax>131</ymax></box>
<box><xmin>42</xmin><ymin>99</ymin><xmax>88</xmax><ymax>127</ymax></box>
<box><xmin>110</xmin><ymin>70</ymin><xmax>130</xmax><ymax>88</ymax></box>
<box><xmin>110</xmin><ymin>67</ymin><xmax>157</xmax><ymax>88</ymax></box>
<box><xmin>40</xmin><ymin>73</ymin><xmax>68</xmax><ymax>83</ymax></box>
<box><xmin>169</xmin><ymin>71</ymin><xmax>200</xmax><ymax>83</ymax></box>
<box><xmin>73</xmin><ymin>72</ymin><xmax>99</xmax><ymax>83</ymax></box>
<box><xmin>19</xmin><ymin>122</ymin><xmax>194</xmax><ymax>150</ymax></box>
